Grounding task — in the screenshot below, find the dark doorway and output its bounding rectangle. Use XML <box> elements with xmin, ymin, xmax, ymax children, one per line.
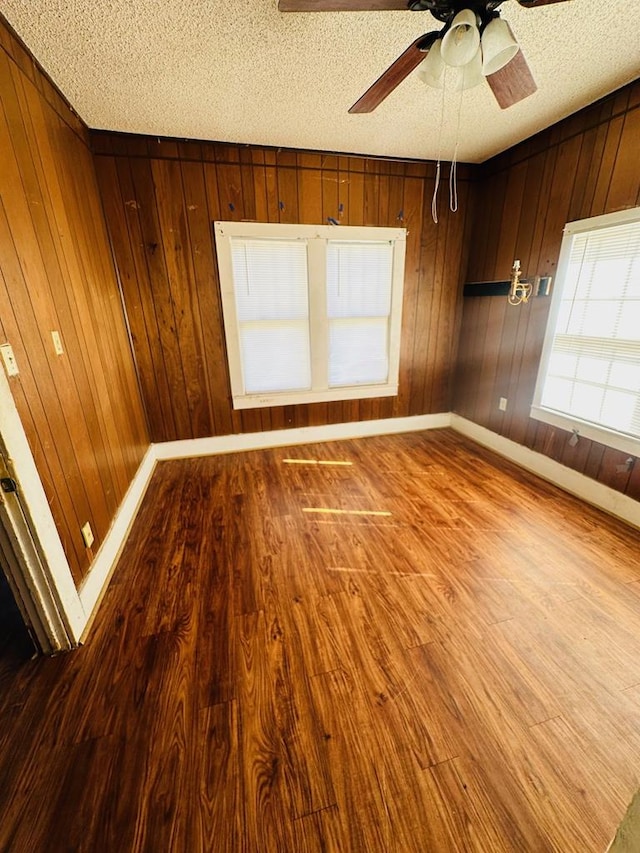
<box><xmin>0</xmin><ymin>567</ymin><xmax>36</xmax><ymax>681</ymax></box>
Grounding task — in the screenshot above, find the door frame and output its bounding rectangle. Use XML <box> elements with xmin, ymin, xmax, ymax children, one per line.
<box><xmin>0</xmin><ymin>366</ymin><xmax>84</xmax><ymax>653</ymax></box>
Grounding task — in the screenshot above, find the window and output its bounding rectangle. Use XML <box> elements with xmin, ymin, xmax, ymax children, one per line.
<box><xmin>214</xmin><ymin>222</ymin><xmax>406</xmax><ymax>409</ymax></box>
<box><xmin>531</xmin><ymin>206</ymin><xmax>640</xmax><ymax>456</ymax></box>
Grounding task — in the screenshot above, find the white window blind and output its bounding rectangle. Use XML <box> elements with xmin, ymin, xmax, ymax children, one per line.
<box><xmin>215</xmin><ymin>222</ymin><xmax>406</xmax><ymax>410</ymax></box>
<box><xmin>231</xmin><ymin>239</ymin><xmax>311</xmax><ymax>394</ymax></box>
<box><xmin>532</xmin><ymin>208</ymin><xmax>640</xmax><ymax>455</ymax></box>
<box><xmin>327</xmin><ymin>241</ymin><xmax>393</xmax><ymax>387</ymax></box>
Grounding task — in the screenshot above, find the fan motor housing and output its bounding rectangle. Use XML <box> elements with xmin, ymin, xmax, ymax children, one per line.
<box><xmin>409</xmin><ymin>0</ymin><xmax>504</xmax><ymax>25</ymax></box>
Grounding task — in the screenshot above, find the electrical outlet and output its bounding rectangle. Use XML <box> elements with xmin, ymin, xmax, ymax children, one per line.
<box><xmin>81</xmin><ymin>522</ymin><xmax>95</xmax><ymax>548</ymax></box>
<box><xmin>51</xmin><ymin>330</ymin><xmax>64</xmax><ymax>356</ymax></box>
<box><xmin>499</xmin><ymin>397</ymin><xmax>508</xmax><ymax>412</ymax></box>
<box><xmin>0</xmin><ymin>343</ymin><xmax>19</xmax><ymax>376</ymax></box>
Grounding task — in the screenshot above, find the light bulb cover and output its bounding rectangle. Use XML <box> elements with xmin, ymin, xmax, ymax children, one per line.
<box><xmin>452</xmin><ymin>46</ymin><xmax>483</xmax><ymax>91</ymax></box>
<box><xmin>417</xmin><ymin>39</ymin><xmax>445</xmax><ymax>88</ymax></box>
<box><xmin>481</xmin><ymin>17</ymin><xmax>519</xmax><ymax>76</ymax></box>
<box><xmin>441</xmin><ymin>9</ymin><xmax>480</xmax><ymax>68</ymax></box>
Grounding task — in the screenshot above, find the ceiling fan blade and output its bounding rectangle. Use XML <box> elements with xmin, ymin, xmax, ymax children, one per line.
<box><xmin>349</xmin><ymin>33</ymin><xmax>437</xmax><ymax>114</ymax></box>
<box><xmin>486</xmin><ymin>49</ymin><xmax>537</xmax><ymax>109</ymax></box>
<box><xmin>278</xmin><ymin>1</ymin><xmax>408</xmax><ymax>10</ymax></box>
<box><xmin>516</xmin><ymin>0</ymin><xmax>572</xmax><ymax>6</ymax></box>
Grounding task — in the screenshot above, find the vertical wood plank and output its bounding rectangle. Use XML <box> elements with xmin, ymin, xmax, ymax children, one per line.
<box><xmin>605</xmin><ymin>106</ymin><xmax>640</xmax><ymax>212</ymax></box>
<box><xmin>151</xmin><ymin>158</ymin><xmax>212</xmax><ymax>438</ymax></box>
<box><xmin>393</xmin><ymin>175</ymin><xmax>424</xmax><ymax>419</ymax></box>
<box><xmin>132</xmin><ymin>157</ymin><xmax>193</xmax><ymax>439</ymax></box>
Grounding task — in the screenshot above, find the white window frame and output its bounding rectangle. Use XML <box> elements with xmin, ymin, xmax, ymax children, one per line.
<box><xmin>214</xmin><ymin>221</ymin><xmax>406</xmax><ymax>410</ymax></box>
<box><xmin>531</xmin><ymin>206</ymin><xmax>640</xmax><ymax>457</ymax></box>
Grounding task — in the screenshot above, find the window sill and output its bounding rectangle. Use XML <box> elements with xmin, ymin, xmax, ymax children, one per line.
<box><xmin>233</xmin><ymin>383</ymin><xmax>398</xmax><ymax>410</ymax></box>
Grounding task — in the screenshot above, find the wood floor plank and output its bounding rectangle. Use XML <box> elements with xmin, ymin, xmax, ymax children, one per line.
<box><xmin>0</xmin><ymin>429</ymin><xmax>639</xmax><ymax>851</ymax></box>
<box><xmin>194</xmin><ymin>700</ymin><xmax>243</xmax><ymax>852</ymax></box>
<box><xmin>235</xmin><ymin>609</ymin><xmax>299</xmax><ymax>851</ymax></box>
<box><xmin>425</xmin><ymin>757</ymin><xmax>512</xmax><ymax>853</ymax></box>
<box><xmin>292</xmin><ymin>805</ymin><xmax>343</xmax><ymax>853</ymax></box>
<box><xmin>310</xmin><ymin>666</ymin><xmax>436</xmax><ymax>853</ymax></box>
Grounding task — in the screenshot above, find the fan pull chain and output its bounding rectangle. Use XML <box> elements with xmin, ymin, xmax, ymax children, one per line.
<box><xmin>432</xmin><ymin>162</ymin><xmax>441</xmax><ymax>223</ymax></box>
<box><xmin>431</xmin><ymin>74</ymin><xmax>447</xmax><ymax>224</ymax></box>
<box><xmin>449</xmin><ymin>153</ymin><xmax>458</xmax><ymax>212</ymax></box>
<box><xmin>449</xmin><ymin>77</ymin><xmax>465</xmax><ymax>213</ymax></box>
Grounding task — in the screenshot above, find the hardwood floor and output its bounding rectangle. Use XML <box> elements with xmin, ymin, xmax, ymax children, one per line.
<box><xmin>1</xmin><ymin>429</ymin><xmax>640</xmax><ymax>851</ymax></box>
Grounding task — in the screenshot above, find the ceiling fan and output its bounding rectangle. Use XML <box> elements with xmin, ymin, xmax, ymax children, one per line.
<box><xmin>278</xmin><ymin>0</ymin><xmax>572</xmax><ymax>111</ymax></box>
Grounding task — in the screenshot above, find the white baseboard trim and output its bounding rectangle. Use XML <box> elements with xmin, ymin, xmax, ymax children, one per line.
<box><xmin>78</xmin><ymin>445</ymin><xmax>157</xmax><ymax>634</ymax></box>
<box><xmin>154</xmin><ymin>413</ymin><xmax>452</xmax><ymax>460</ymax></box>
<box><xmin>450</xmin><ymin>414</ymin><xmax>640</xmax><ymax>532</ymax></box>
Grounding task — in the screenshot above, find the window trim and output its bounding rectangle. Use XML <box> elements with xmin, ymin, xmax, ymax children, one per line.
<box><xmin>530</xmin><ymin>206</ymin><xmax>640</xmax><ymax>457</ymax></box>
<box><xmin>214</xmin><ymin>221</ymin><xmax>406</xmax><ymax>410</ymax></box>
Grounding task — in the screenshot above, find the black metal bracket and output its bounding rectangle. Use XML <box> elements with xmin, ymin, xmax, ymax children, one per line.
<box><xmin>463</xmin><ymin>276</ymin><xmax>552</xmax><ymax>297</ymax></box>
<box><xmin>0</xmin><ymin>477</ymin><xmax>18</xmax><ymax>494</ymax></box>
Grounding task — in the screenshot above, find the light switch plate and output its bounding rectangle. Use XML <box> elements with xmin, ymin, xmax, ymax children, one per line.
<box><xmin>0</xmin><ymin>344</ymin><xmax>19</xmax><ymax>376</ymax></box>
<box><xmin>51</xmin><ymin>331</ymin><xmax>64</xmax><ymax>356</ymax></box>
<box><xmin>81</xmin><ymin>522</ymin><xmax>95</xmax><ymax>548</ymax></box>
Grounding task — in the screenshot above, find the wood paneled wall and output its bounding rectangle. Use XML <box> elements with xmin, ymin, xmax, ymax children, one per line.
<box><xmin>0</xmin><ymin>17</ymin><xmax>149</xmax><ymax>585</ymax></box>
<box><xmin>454</xmin><ymin>80</ymin><xmax>640</xmax><ymax>501</ymax></box>
<box><xmin>92</xmin><ymin>133</ymin><xmax>474</xmax><ymax>441</ymax></box>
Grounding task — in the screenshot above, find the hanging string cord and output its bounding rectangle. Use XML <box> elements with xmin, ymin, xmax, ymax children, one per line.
<box><xmin>431</xmin><ymin>73</ymin><xmax>447</xmax><ymax>224</ymax></box>
<box><xmin>449</xmin><ymin>71</ymin><xmax>465</xmax><ymax>212</ymax></box>
<box><xmin>432</xmin><ymin>162</ymin><xmax>441</xmax><ymax>224</ymax></box>
<box><xmin>449</xmin><ymin>150</ymin><xmax>458</xmax><ymax>213</ymax></box>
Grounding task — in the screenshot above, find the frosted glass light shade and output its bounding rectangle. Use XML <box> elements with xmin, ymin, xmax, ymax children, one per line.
<box><xmin>417</xmin><ymin>39</ymin><xmax>445</xmax><ymax>88</ymax></box>
<box><xmin>481</xmin><ymin>18</ymin><xmax>519</xmax><ymax>76</ymax></box>
<box><xmin>453</xmin><ymin>46</ymin><xmax>483</xmax><ymax>91</ymax></box>
<box><xmin>441</xmin><ymin>9</ymin><xmax>480</xmax><ymax>68</ymax></box>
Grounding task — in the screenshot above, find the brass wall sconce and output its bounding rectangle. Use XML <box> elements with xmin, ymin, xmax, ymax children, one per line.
<box><xmin>508</xmin><ymin>259</ymin><xmax>532</xmax><ymax>305</ymax></box>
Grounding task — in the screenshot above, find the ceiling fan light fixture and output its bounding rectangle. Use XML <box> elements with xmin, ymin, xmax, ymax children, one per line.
<box><xmin>440</xmin><ymin>9</ymin><xmax>480</xmax><ymax>68</ymax></box>
<box><xmin>453</xmin><ymin>46</ymin><xmax>483</xmax><ymax>91</ymax></box>
<box><xmin>417</xmin><ymin>38</ymin><xmax>445</xmax><ymax>88</ymax></box>
<box><xmin>481</xmin><ymin>17</ymin><xmax>519</xmax><ymax>76</ymax></box>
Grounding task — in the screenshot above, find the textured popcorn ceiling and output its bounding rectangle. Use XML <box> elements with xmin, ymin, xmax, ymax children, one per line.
<box><xmin>1</xmin><ymin>0</ymin><xmax>638</xmax><ymax>163</ymax></box>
